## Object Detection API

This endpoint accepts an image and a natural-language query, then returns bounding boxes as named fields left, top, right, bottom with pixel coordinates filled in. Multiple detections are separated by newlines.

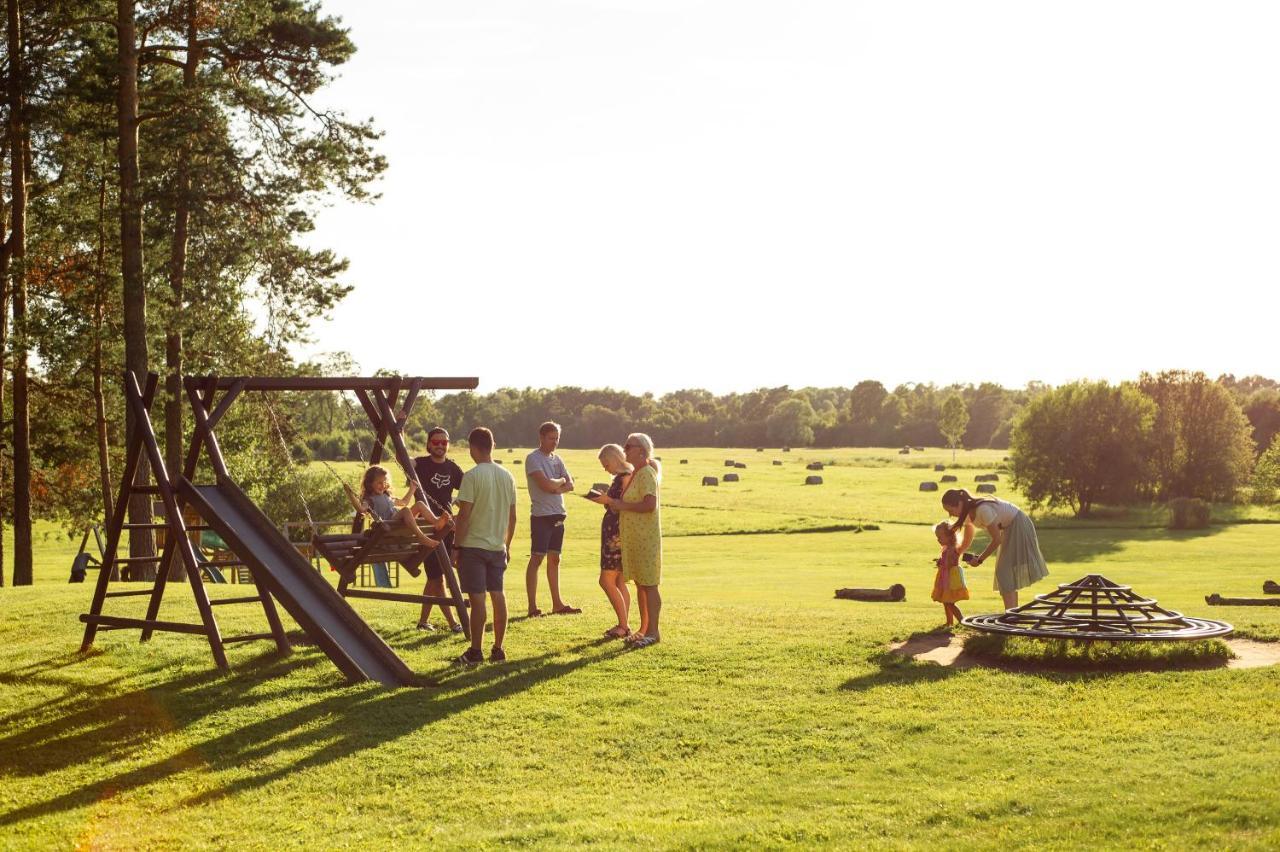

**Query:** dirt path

left=889, top=634, right=1280, bottom=670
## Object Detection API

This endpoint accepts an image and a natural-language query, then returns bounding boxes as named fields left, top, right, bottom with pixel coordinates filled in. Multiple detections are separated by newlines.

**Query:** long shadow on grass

left=1022, top=525, right=1222, bottom=570
left=0, top=639, right=625, bottom=827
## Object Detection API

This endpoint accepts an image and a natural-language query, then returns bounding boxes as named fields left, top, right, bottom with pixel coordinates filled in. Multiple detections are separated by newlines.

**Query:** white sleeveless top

left=971, top=499, right=1019, bottom=529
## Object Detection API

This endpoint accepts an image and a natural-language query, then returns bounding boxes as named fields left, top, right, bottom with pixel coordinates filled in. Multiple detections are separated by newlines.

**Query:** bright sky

left=302, top=1, right=1280, bottom=395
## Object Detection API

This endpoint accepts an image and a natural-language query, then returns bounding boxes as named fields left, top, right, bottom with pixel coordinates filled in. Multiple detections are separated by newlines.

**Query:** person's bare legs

left=631, top=581, right=650, bottom=639
left=617, top=572, right=631, bottom=624
left=1001, top=590, right=1018, bottom=610
left=599, top=570, right=629, bottom=634
left=546, top=551, right=574, bottom=611
left=490, top=591, right=507, bottom=651
left=467, top=592, right=487, bottom=653
left=397, top=508, right=440, bottom=549
left=419, top=575, right=460, bottom=629
left=526, top=552, right=545, bottom=615
left=641, top=585, right=661, bottom=641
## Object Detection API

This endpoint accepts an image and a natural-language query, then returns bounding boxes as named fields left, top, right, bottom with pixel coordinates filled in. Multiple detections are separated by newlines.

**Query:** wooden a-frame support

left=79, top=372, right=291, bottom=667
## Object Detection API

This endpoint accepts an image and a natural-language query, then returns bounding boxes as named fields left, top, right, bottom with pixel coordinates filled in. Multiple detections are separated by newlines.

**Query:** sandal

left=551, top=605, right=582, bottom=615
left=604, top=625, right=630, bottom=639
left=527, top=608, right=545, bottom=618
left=629, top=635, right=659, bottom=649
left=623, top=632, right=645, bottom=645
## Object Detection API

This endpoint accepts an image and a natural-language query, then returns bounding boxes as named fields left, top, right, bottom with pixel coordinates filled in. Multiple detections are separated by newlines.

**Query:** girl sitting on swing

left=359, top=465, right=450, bottom=549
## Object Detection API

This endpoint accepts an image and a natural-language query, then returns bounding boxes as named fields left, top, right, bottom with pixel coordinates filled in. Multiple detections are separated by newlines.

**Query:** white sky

left=301, top=1, right=1280, bottom=395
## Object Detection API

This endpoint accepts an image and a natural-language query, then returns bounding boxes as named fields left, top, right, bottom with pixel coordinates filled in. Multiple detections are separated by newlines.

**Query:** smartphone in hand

left=962, top=552, right=978, bottom=565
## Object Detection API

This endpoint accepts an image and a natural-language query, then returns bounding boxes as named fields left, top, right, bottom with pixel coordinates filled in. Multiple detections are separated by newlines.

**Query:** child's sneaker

left=455, top=647, right=484, bottom=666
left=489, top=647, right=507, bottom=663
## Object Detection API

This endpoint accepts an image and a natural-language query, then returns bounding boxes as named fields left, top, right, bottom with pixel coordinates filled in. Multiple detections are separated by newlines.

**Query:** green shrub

left=1167, top=496, right=1211, bottom=530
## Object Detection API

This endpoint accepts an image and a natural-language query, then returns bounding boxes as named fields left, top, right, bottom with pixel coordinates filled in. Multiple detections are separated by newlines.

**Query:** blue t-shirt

left=367, top=492, right=397, bottom=522
left=525, top=450, right=569, bottom=517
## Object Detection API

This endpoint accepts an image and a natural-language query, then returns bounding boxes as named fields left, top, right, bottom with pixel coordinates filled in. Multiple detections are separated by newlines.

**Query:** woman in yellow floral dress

left=606, top=432, right=662, bottom=648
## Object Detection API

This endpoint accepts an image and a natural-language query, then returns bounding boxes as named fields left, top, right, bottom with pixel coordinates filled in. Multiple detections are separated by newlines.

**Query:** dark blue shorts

left=530, top=514, right=566, bottom=555
left=424, top=531, right=454, bottom=580
left=458, top=547, right=506, bottom=594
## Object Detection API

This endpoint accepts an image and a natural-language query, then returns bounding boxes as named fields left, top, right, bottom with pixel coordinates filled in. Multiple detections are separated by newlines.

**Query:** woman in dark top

left=594, top=443, right=632, bottom=638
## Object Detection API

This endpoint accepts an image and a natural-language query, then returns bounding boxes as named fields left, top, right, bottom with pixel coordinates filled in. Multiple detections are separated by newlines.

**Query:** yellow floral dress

left=620, top=465, right=662, bottom=586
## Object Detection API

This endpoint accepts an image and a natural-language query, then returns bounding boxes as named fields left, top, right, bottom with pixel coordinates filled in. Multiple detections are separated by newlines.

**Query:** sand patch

left=889, top=634, right=1280, bottom=670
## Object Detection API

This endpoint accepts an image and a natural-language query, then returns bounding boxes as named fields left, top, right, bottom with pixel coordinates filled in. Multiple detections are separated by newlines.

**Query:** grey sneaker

left=489, top=647, right=507, bottom=663
left=455, top=647, right=484, bottom=666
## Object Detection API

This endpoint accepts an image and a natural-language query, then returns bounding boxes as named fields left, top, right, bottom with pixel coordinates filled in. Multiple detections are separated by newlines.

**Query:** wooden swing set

left=80, top=371, right=478, bottom=683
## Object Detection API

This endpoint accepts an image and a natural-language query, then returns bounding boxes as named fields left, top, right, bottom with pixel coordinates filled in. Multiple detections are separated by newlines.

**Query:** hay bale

left=919, top=482, right=938, bottom=492
left=782, top=447, right=791, bottom=452
left=756, top=448, right=764, bottom=452
left=679, top=459, right=688, bottom=464
left=941, top=475, right=957, bottom=483
left=1168, top=497, right=1210, bottom=530
left=913, top=446, right=924, bottom=452
left=898, top=448, right=910, bottom=455
left=723, top=473, right=740, bottom=482
left=772, top=460, right=783, bottom=466
left=507, top=448, right=513, bottom=453
left=976, top=483, right=997, bottom=494
left=805, top=475, right=823, bottom=485
left=734, top=462, right=746, bottom=469
left=495, top=459, right=504, bottom=465
left=702, top=476, right=718, bottom=486
left=513, top=460, right=523, bottom=465
left=835, top=584, right=906, bottom=602
left=1264, top=580, right=1280, bottom=594
left=934, top=464, right=945, bottom=472
left=724, top=460, right=736, bottom=467
left=806, top=462, right=824, bottom=471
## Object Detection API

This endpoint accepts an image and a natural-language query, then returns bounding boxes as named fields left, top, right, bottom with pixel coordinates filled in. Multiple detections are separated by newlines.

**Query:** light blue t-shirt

left=457, top=462, right=517, bottom=552
left=525, top=450, right=569, bottom=517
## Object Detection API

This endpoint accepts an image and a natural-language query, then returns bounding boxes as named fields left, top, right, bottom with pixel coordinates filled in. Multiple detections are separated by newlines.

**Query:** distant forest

left=295, top=373, right=1280, bottom=457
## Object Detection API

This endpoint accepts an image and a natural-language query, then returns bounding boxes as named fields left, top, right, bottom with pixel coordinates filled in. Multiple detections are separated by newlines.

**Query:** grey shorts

left=458, top=547, right=506, bottom=594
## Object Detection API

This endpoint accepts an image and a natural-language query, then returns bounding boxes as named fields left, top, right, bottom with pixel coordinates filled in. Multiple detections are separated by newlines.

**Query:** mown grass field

left=3, top=447, right=1279, bottom=848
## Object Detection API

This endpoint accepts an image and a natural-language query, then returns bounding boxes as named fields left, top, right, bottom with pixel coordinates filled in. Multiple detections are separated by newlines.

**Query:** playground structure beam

left=181, top=376, right=479, bottom=393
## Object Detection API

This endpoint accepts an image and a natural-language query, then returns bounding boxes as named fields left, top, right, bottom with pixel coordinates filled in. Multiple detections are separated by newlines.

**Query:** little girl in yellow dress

left=932, top=521, right=970, bottom=626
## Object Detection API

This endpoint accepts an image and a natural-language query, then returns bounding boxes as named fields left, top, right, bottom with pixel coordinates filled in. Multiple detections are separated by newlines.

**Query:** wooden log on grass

left=1205, top=593, right=1280, bottom=606
left=835, top=584, right=906, bottom=602
left=1264, top=580, right=1279, bottom=594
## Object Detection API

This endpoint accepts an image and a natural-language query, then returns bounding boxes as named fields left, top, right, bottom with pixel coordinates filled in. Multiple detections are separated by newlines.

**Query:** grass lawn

left=2, top=447, right=1279, bottom=848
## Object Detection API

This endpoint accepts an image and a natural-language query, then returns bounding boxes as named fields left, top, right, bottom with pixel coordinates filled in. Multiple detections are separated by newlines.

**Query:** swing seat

left=312, top=521, right=438, bottom=583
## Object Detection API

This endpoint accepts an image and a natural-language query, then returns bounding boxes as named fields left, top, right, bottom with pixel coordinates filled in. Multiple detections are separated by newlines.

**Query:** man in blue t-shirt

left=524, top=421, right=580, bottom=616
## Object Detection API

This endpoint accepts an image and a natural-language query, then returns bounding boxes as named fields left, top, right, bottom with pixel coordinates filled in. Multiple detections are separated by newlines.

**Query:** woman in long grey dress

left=942, top=488, right=1048, bottom=609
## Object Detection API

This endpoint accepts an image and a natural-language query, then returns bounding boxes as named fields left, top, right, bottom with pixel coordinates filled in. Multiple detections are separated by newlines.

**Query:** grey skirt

left=993, top=510, right=1049, bottom=593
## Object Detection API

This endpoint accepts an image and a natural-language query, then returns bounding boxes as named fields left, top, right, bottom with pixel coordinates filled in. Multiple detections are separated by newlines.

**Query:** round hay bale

left=805, top=475, right=824, bottom=485
left=934, top=464, right=945, bottom=472
left=756, top=447, right=765, bottom=452
left=723, top=473, right=740, bottom=482
left=976, top=483, right=997, bottom=494
left=919, top=482, right=938, bottom=492
left=495, top=459, right=504, bottom=465
left=941, top=474, right=957, bottom=482
left=679, top=459, right=688, bottom=464
left=734, top=462, right=746, bottom=469
left=913, top=446, right=924, bottom=452
left=702, top=476, right=719, bottom=486
left=507, top=448, right=513, bottom=453
left=782, top=447, right=791, bottom=452
left=772, top=460, right=782, bottom=466
left=806, top=462, right=824, bottom=471
left=513, top=460, right=523, bottom=465
left=724, top=460, right=736, bottom=467
left=898, top=448, right=910, bottom=455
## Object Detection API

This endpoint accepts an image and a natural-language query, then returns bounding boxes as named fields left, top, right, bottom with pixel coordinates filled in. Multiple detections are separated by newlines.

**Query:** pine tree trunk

left=8, top=0, right=32, bottom=586
left=163, top=2, right=198, bottom=580
left=117, top=0, right=154, bottom=577
left=94, top=161, right=113, bottom=523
